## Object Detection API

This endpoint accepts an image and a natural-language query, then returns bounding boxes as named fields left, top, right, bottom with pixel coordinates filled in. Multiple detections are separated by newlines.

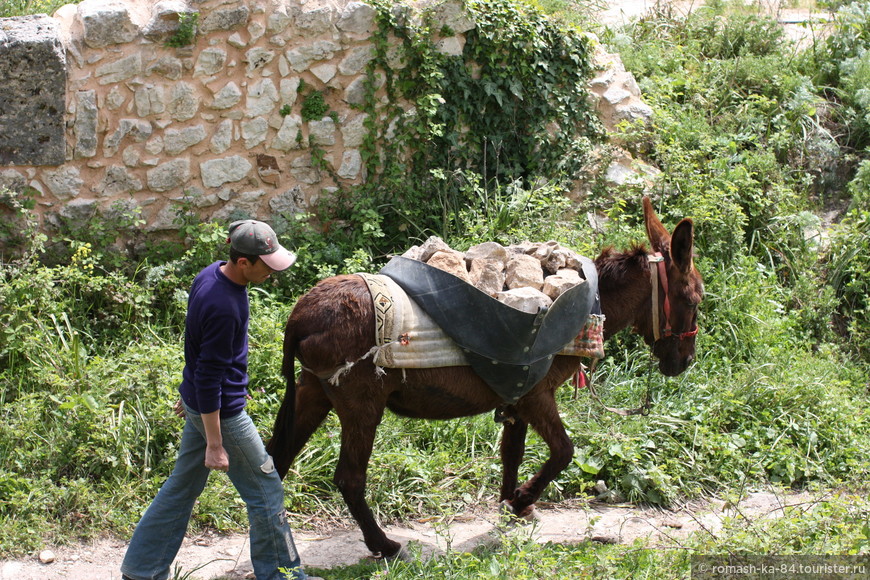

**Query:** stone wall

left=0, top=0, right=653, bottom=234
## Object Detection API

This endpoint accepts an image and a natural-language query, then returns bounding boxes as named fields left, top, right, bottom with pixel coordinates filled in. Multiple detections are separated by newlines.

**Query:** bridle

left=581, top=252, right=698, bottom=417
left=647, top=253, right=698, bottom=342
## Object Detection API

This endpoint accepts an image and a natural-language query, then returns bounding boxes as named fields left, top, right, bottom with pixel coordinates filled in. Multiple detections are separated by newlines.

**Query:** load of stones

left=399, top=236, right=590, bottom=314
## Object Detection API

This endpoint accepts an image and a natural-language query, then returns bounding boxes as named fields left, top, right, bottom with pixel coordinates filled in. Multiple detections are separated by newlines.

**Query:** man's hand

left=201, top=410, right=228, bottom=472
left=174, top=399, right=186, bottom=419
left=205, top=443, right=229, bottom=472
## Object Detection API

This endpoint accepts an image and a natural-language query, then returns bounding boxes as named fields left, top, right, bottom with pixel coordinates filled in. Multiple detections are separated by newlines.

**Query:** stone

left=344, top=73, right=383, bottom=106
left=134, top=85, right=166, bottom=117
left=435, top=36, right=464, bottom=57
left=401, top=245, right=424, bottom=261
left=338, top=45, right=374, bottom=76
left=241, top=117, right=268, bottom=149
left=431, top=0, right=476, bottom=34
left=105, top=85, right=127, bottom=110
left=145, top=135, right=164, bottom=155
left=163, top=125, right=207, bottom=155
left=58, top=198, right=99, bottom=227
left=295, top=6, right=334, bottom=36
left=289, top=155, right=320, bottom=184
left=143, top=0, right=195, bottom=42
left=103, top=119, right=152, bottom=156
left=267, top=9, right=293, bottom=35
left=245, top=47, right=274, bottom=75
left=279, top=77, right=300, bottom=108
left=43, top=166, right=83, bottom=200
left=73, top=90, right=98, bottom=159
left=210, top=119, right=234, bottom=154
left=168, top=82, right=199, bottom=121
left=270, top=114, right=302, bottom=152
left=496, top=287, right=552, bottom=314
left=427, top=250, right=471, bottom=283
left=200, top=156, right=252, bottom=188
left=613, top=102, right=654, bottom=125
left=147, top=201, right=183, bottom=231
left=211, top=81, right=242, bottom=110
left=146, top=158, right=190, bottom=192
left=506, top=253, right=545, bottom=290
left=603, top=86, right=631, bottom=106
left=194, top=48, right=227, bottom=77
left=285, top=40, right=341, bottom=72
left=0, top=15, right=66, bottom=165
left=466, top=241, right=508, bottom=266
left=337, top=149, right=361, bottom=179
left=0, top=169, right=27, bottom=193
left=247, top=20, right=266, bottom=43
left=227, top=32, right=247, bottom=48
left=542, top=270, right=582, bottom=300
left=246, top=78, right=279, bottom=117
left=269, top=185, right=305, bottom=215
left=341, top=113, right=368, bottom=147
left=311, top=63, right=337, bottom=84
left=308, top=117, right=336, bottom=146
left=210, top=188, right=266, bottom=221
left=77, top=0, right=139, bottom=48
left=256, top=153, right=280, bottom=186
left=336, top=2, right=376, bottom=36
left=147, top=55, right=183, bottom=80
left=469, top=259, right=506, bottom=296
left=96, top=53, right=142, bottom=85
left=200, top=5, right=250, bottom=33
left=121, top=146, right=139, bottom=167
left=97, top=165, right=143, bottom=197
left=418, top=236, right=454, bottom=262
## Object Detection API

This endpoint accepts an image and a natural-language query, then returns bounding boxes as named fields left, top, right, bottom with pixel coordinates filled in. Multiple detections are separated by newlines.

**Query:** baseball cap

left=227, top=220, right=297, bottom=271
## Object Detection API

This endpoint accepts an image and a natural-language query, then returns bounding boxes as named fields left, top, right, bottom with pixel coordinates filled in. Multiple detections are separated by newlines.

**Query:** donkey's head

left=641, top=197, right=704, bottom=376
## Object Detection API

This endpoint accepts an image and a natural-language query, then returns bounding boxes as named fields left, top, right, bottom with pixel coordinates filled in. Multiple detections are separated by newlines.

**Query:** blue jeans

left=121, top=403, right=306, bottom=580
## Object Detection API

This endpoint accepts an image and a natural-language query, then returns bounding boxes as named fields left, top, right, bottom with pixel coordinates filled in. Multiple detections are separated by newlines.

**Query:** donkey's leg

left=333, top=409, right=402, bottom=559
left=505, top=392, right=573, bottom=517
left=498, top=414, right=528, bottom=502
left=269, top=371, right=333, bottom=478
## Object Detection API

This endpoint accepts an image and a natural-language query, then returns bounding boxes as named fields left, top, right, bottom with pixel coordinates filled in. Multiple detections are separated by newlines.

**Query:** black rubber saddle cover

left=379, top=256, right=597, bottom=402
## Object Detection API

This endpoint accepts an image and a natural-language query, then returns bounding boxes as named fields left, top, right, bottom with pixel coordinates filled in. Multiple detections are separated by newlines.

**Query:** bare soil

left=0, top=490, right=819, bottom=579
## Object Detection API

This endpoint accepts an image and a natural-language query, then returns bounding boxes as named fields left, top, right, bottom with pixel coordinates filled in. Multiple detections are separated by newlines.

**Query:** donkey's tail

left=265, top=319, right=297, bottom=479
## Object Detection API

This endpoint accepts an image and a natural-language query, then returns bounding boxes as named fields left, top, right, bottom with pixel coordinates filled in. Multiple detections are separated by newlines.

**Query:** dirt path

left=0, top=490, right=818, bottom=579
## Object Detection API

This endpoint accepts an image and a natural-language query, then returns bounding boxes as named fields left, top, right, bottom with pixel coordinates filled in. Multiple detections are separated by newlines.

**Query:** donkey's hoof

left=499, top=500, right=540, bottom=523
left=371, top=544, right=409, bottom=562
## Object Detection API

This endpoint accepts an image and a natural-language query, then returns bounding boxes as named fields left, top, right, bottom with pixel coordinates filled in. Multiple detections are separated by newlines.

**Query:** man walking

left=122, top=220, right=313, bottom=580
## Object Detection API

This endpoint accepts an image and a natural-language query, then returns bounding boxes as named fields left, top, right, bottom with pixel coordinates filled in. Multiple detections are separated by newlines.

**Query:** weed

left=165, top=12, right=198, bottom=48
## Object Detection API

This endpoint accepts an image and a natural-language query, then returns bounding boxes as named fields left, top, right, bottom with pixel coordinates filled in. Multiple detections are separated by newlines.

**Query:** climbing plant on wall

left=329, top=0, right=603, bottom=252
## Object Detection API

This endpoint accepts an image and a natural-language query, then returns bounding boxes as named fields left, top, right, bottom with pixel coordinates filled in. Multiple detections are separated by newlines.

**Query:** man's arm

left=202, top=410, right=229, bottom=472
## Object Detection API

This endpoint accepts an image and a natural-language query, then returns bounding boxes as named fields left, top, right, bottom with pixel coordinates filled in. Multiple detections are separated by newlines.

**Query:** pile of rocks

left=400, top=236, right=589, bottom=314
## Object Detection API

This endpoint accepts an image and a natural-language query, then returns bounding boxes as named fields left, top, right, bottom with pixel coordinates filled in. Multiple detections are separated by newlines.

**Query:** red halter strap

left=648, top=253, right=698, bottom=342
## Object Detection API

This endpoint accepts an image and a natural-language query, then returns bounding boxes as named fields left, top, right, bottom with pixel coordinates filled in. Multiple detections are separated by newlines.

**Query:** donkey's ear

left=643, top=196, right=670, bottom=253
left=671, top=218, right=694, bottom=274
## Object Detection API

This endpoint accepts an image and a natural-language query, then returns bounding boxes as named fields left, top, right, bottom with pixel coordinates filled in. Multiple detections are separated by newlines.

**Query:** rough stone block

left=0, top=15, right=66, bottom=166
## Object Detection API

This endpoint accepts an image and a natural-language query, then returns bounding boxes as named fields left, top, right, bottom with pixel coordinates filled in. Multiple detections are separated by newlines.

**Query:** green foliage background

left=3, top=0, right=870, bottom=577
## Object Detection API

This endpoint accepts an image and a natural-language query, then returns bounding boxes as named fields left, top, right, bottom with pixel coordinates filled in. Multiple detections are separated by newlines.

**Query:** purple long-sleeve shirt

left=179, top=261, right=249, bottom=418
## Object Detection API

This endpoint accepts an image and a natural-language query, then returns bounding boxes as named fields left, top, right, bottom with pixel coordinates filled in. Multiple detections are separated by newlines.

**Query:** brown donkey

left=267, top=197, right=704, bottom=558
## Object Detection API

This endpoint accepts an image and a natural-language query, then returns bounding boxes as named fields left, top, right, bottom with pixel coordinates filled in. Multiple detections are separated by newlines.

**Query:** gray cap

left=227, top=220, right=296, bottom=271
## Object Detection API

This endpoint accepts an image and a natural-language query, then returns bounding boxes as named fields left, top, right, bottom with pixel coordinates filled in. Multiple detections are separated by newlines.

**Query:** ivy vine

left=323, top=0, right=603, bottom=253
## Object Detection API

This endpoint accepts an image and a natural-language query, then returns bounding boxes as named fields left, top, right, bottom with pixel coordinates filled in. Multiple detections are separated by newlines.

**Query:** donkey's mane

left=595, top=243, right=649, bottom=280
